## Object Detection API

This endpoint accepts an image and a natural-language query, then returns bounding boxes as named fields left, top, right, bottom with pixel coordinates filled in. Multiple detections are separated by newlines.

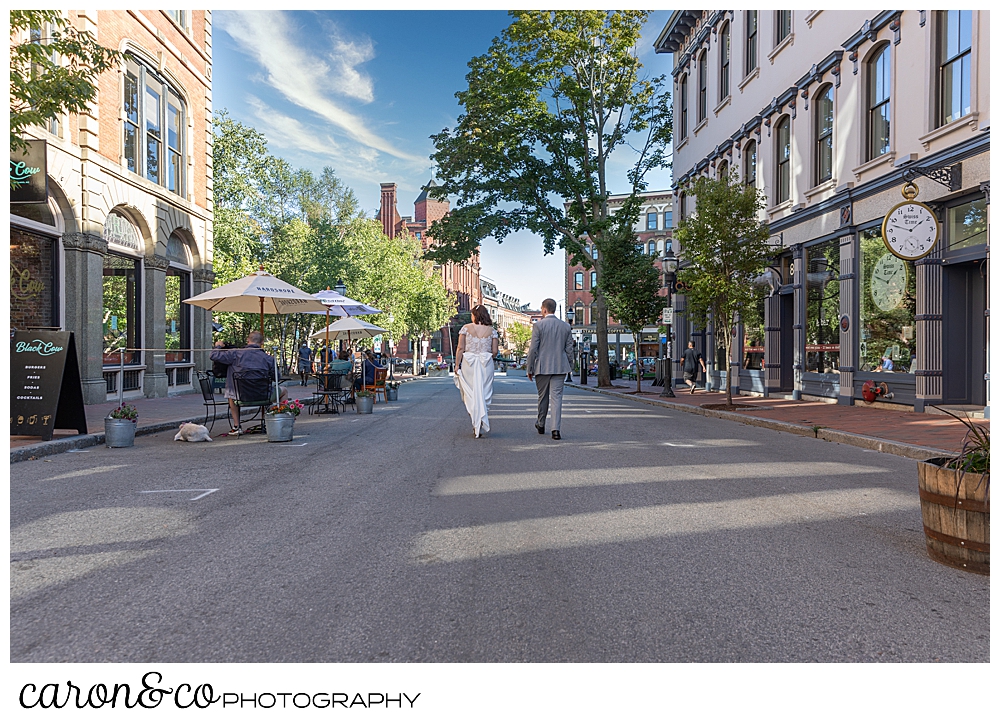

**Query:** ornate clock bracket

left=901, top=162, right=962, bottom=193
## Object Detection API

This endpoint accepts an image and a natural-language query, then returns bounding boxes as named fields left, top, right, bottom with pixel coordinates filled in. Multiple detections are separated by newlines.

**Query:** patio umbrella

left=302, top=288, right=381, bottom=370
left=310, top=318, right=388, bottom=393
left=184, top=266, right=329, bottom=399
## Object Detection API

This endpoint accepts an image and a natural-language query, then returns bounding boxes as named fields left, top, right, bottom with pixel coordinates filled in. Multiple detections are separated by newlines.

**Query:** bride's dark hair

left=471, top=305, right=492, bottom=326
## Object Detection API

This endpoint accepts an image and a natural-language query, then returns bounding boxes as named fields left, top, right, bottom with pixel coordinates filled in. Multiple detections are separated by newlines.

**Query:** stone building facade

left=656, top=10, right=989, bottom=411
left=10, top=10, right=214, bottom=405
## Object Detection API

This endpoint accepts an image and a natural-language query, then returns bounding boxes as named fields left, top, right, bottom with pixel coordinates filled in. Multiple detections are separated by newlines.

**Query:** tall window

left=574, top=271, right=583, bottom=290
left=719, top=23, right=730, bottom=100
left=103, top=253, right=142, bottom=366
left=805, top=239, right=840, bottom=374
left=938, top=10, right=972, bottom=126
left=679, top=75, right=689, bottom=137
left=815, top=84, right=834, bottom=185
left=646, top=212, right=658, bottom=230
left=744, top=140, right=757, bottom=187
left=165, top=233, right=191, bottom=363
left=590, top=271, right=598, bottom=289
left=574, top=301, right=584, bottom=326
left=166, top=10, right=188, bottom=28
left=745, top=11, right=758, bottom=75
left=866, top=44, right=891, bottom=160
left=30, top=21, right=62, bottom=136
left=648, top=241, right=657, bottom=256
left=717, top=159, right=729, bottom=182
left=775, top=117, right=790, bottom=203
left=124, top=55, right=185, bottom=195
left=697, top=51, right=708, bottom=122
left=663, top=210, right=673, bottom=229
left=775, top=11, right=791, bottom=45
left=860, top=229, right=916, bottom=372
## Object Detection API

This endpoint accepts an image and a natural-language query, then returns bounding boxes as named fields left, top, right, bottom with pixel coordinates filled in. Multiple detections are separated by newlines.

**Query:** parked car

left=388, top=357, right=413, bottom=373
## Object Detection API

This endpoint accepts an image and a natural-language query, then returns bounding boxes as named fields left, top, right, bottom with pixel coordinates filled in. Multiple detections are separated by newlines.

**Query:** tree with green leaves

left=507, top=322, right=533, bottom=359
left=427, top=10, right=671, bottom=388
left=600, top=231, right=665, bottom=393
left=10, top=10, right=121, bottom=153
left=673, top=174, right=771, bottom=406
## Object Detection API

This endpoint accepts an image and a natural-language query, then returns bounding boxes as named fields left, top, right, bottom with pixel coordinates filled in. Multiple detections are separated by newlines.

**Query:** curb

left=566, top=383, right=953, bottom=462
left=10, top=411, right=231, bottom=464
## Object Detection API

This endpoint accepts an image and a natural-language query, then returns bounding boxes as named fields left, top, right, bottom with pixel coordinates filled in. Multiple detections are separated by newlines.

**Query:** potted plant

left=355, top=388, right=375, bottom=414
left=385, top=380, right=400, bottom=401
left=264, top=398, right=303, bottom=442
left=917, top=408, right=990, bottom=575
left=105, top=403, right=138, bottom=447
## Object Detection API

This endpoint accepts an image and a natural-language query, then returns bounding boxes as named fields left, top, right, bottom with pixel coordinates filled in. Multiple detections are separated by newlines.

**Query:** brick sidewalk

left=570, top=377, right=986, bottom=456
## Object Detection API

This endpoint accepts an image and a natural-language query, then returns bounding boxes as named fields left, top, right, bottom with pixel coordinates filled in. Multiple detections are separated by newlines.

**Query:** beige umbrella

left=303, top=288, right=381, bottom=372
left=184, top=266, right=329, bottom=398
left=183, top=266, right=329, bottom=332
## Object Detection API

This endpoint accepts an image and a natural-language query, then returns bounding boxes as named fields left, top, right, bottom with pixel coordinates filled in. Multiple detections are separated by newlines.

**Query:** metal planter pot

left=265, top=413, right=295, bottom=442
left=105, top=417, right=136, bottom=447
left=356, top=396, right=374, bottom=414
left=386, top=387, right=398, bottom=401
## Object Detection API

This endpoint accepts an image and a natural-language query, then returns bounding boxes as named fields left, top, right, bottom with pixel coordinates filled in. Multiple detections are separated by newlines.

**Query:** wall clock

left=881, top=182, right=939, bottom=260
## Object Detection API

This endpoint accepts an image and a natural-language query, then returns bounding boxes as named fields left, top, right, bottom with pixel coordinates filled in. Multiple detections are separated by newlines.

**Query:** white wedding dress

left=456, top=326, right=497, bottom=437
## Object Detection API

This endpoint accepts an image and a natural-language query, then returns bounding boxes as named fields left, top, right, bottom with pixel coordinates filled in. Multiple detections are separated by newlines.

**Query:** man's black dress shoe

left=551, top=430, right=561, bottom=440
left=535, top=424, right=545, bottom=435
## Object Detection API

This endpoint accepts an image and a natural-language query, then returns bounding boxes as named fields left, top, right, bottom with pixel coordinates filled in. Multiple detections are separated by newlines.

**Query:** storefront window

left=859, top=229, right=916, bottom=373
left=103, top=254, right=142, bottom=365
left=805, top=239, right=840, bottom=373
left=165, top=233, right=191, bottom=362
left=742, top=287, right=766, bottom=370
left=946, top=197, right=987, bottom=253
left=10, top=227, right=57, bottom=330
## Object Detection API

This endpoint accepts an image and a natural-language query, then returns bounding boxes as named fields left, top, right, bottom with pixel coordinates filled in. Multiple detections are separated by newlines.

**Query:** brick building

left=10, top=10, right=214, bottom=404
left=377, top=181, right=482, bottom=360
left=565, top=191, right=674, bottom=362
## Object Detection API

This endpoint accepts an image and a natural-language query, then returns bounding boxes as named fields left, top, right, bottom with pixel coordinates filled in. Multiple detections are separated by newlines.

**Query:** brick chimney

left=380, top=183, right=399, bottom=238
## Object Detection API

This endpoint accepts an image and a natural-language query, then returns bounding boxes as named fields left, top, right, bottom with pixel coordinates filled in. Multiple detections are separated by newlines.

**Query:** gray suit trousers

left=535, top=374, right=566, bottom=431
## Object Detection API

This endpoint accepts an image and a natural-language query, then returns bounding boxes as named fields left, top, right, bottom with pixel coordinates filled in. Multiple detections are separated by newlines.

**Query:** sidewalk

left=10, top=374, right=416, bottom=462
left=568, top=376, right=986, bottom=460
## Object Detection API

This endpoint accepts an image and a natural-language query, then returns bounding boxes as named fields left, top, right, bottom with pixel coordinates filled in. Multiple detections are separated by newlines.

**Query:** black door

left=942, top=260, right=986, bottom=405
left=779, top=291, right=794, bottom=390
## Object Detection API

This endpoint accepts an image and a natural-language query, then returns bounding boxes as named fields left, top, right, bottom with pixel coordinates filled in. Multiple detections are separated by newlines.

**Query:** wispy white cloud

left=219, top=10, right=427, bottom=164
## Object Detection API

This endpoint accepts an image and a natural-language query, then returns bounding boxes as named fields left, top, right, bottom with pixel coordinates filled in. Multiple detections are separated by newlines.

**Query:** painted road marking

left=138, top=489, right=219, bottom=501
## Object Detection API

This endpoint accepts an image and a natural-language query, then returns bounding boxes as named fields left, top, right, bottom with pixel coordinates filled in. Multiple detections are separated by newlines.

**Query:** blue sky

left=214, top=10, right=673, bottom=310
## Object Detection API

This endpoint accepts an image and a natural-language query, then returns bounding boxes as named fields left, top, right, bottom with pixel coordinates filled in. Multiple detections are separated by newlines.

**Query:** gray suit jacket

left=526, top=314, right=574, bottom=376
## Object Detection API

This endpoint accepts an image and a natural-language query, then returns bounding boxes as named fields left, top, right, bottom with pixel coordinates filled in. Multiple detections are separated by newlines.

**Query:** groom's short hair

left=541, top=298, right=556, bottom=313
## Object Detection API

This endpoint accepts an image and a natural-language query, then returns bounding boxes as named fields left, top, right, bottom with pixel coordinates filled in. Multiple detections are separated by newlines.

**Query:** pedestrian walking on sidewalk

left=526, top=298, right=574, bottom=440
left=681, top=341, right=707, bottom=394
left=297, top=341, right=313, bottom=386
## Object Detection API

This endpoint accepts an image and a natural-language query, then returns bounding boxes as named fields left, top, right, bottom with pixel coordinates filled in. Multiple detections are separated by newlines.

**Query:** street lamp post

left=566, top=307, right=575, bottom=382
left=660, top=248, right=679, bottom=398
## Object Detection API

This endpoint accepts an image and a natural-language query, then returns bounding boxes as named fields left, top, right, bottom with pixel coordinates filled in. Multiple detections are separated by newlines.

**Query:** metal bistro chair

left=196, top=372, right=231, bottom=433
left=231, top=369, right=276, bottom=434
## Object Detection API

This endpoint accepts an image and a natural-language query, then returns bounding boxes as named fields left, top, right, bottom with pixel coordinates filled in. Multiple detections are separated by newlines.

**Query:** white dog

left=174, top=422, right=213, bottom=442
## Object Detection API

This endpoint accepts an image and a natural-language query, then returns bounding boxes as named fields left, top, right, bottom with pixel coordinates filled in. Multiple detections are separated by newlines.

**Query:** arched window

left=719, top=23, right=731, bottom=100
left=814, top=84, right=834, bottom=185
left=717, top=159, right=729, bottom=182
left=574, top=271, right=584, bottom=290
left=775, top=117, right=791, bottom=203
left=937, top=10, right=972, bottom=126
left=123, top=54, right=186, bottom=195
left=866, top=43, right=891, bottom=160
left=697, top=51, right=708, bottom=122
left=743, top=140, right=757, bottom=187
left=165, top=232, right=192, bottom=365
left=574, top=301, right=585, bottom=326
left=679, top=75, right=689, bottom=137
left=590, top=271, right=597, bottom=289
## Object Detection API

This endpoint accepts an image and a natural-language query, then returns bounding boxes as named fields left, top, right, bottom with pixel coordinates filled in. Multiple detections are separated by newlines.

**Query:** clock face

left=881, top=201, right=939, bottom=260
left=871, top=254, right=907, bottom=312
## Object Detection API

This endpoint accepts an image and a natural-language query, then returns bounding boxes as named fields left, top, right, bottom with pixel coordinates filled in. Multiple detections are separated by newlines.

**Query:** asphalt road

left=10, top=376, right=989, bottom=663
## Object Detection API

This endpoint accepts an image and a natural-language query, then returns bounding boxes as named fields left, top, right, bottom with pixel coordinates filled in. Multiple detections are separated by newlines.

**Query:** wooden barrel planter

left=917, top=458, right=989, bottom=575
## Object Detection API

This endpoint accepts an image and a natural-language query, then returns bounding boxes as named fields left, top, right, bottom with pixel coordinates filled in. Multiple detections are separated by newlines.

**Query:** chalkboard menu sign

left=10, top=331, right=87, bottom=441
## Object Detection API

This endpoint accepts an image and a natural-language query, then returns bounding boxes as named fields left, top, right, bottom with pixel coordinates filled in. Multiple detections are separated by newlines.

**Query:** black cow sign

left=10, top=331, right=87, bottom=441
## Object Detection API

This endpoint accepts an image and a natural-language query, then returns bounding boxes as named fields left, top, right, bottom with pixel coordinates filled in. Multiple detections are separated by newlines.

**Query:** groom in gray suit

left=526, top=298, right=575, bottom=440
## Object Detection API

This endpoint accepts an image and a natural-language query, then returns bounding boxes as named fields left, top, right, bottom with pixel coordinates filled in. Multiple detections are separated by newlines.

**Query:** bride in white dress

left=455, top=305, right=500, bottom=438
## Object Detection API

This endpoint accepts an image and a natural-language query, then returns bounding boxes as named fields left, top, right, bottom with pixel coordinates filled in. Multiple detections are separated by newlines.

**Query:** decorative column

left=914, top=255, right=944, bottom=412
left=791, top=244, right=805, bottom=400
left=193, top=268, right=216, bottom=373
left=61, top=232, right=108, bottom=405
left=837, top=233, right=857, bottom=405
left=143, top=254, right=170, bottom=398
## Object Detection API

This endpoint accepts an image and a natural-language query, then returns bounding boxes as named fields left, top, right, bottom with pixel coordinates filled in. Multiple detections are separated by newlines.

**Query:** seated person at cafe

left=315, top=343, right=335, bottom=372
left=354, top=349, right=385, bottom=391
left=210, top=330, right=287, bottom=435
left=329, top=349, right=352, bottom=374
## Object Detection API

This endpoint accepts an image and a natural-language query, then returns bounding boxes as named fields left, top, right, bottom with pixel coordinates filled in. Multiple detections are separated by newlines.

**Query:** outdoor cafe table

left=311, top=372, right=347, bottom=414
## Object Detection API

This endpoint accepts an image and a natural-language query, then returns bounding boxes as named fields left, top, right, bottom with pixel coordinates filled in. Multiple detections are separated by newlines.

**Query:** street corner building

left=656, top=10, right=989, bottom=413
left=10, top=10, right=215, bottom=405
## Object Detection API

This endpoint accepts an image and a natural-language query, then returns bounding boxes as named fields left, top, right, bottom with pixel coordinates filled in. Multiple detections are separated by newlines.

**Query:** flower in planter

left=356, top=388, right=375, bottom=398
left=267, top=399, right=304, bottom=417
left=108, top=403, right=138, bottom=421
left=386, top=380, right=401, bottom=390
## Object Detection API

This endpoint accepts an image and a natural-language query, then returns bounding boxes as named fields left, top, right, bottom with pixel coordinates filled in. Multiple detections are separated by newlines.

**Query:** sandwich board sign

left=10, top=331, right=88, bottom=441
